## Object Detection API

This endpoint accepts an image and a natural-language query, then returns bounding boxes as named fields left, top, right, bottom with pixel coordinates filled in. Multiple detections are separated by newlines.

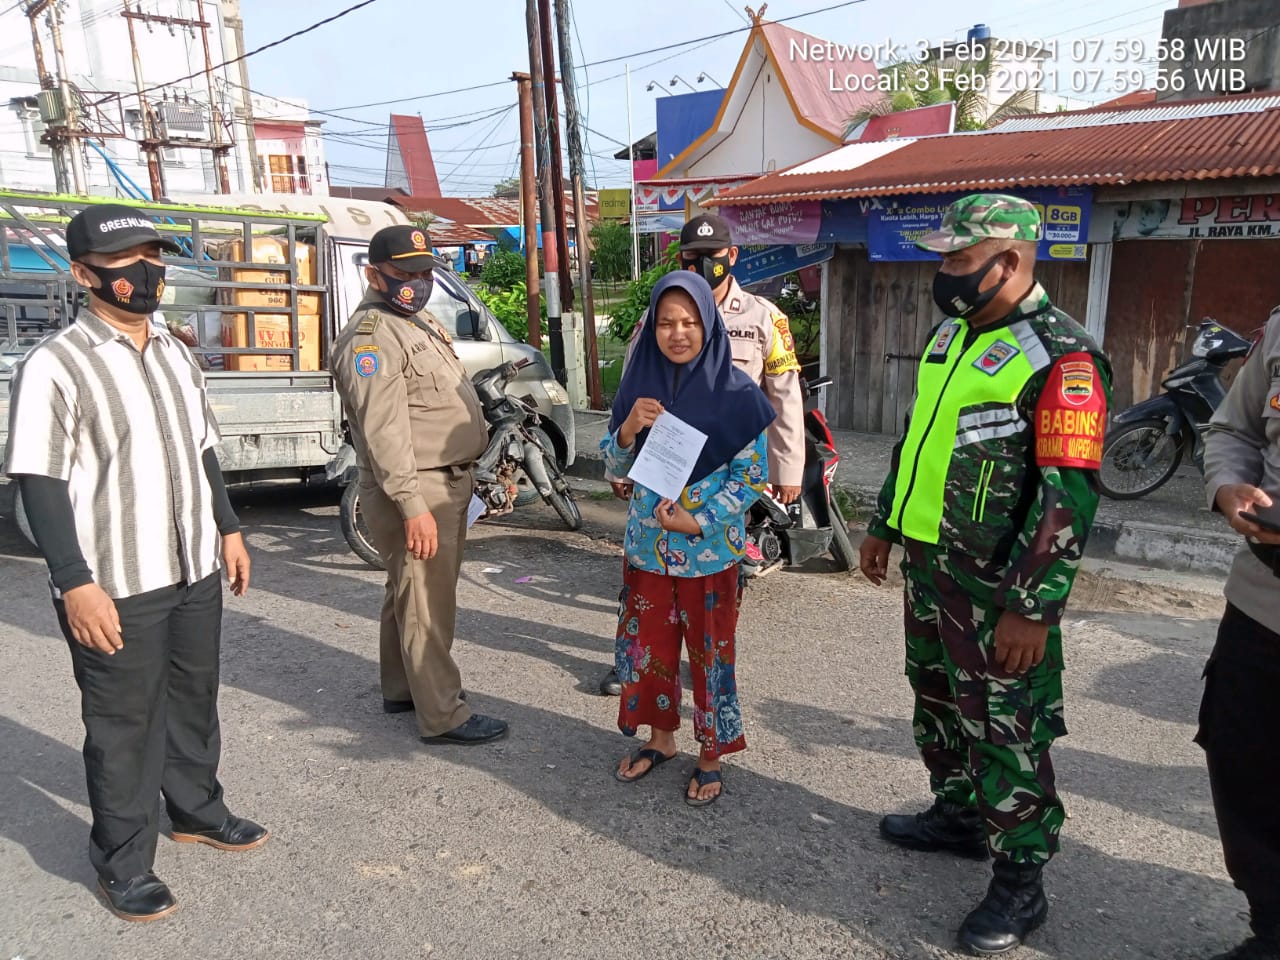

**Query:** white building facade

left=0, top=0, right=322, bottom=199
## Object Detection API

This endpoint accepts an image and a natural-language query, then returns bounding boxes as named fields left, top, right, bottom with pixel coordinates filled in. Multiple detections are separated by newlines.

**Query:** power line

left=311, top=0, right=868, bottom=114
left=90, top=0, right=385, bottom=109
left=437, top=105, right=517, bottom=186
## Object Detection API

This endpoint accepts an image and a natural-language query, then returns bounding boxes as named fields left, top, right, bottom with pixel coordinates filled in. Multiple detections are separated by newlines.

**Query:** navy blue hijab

left=610, top=271, right=775, bottom=486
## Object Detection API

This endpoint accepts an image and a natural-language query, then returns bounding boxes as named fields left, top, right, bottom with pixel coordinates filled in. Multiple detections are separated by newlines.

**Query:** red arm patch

left=1034, top=352, right=1107, bottom=469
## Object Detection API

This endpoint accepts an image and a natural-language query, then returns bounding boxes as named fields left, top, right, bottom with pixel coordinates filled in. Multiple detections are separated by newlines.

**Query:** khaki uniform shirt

left=331, top=294, right=488, bottom=519
left=623, top=276, right=807, bottom=486
left=1204, top=307, right=1280, bottom=630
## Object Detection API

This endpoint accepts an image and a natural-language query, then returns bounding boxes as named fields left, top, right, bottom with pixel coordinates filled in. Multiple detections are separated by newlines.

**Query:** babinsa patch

left=1059, top=360, right=1095, bottom=406
left=1035, top=352, right=1106, bottom=469
left=973, top=340, right=1019, bottom=375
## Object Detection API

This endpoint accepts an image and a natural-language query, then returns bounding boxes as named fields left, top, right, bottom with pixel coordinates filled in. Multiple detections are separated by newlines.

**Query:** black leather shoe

left=880, top=798, right=988, bottom=859
left=171, top=815, right=269, bottom=851
left=957, top=860, right=1049, bottom=955
left=384, top=691, right=467, bottom=713
left=423, top=714, right=509, bottom=745
left=1212, top=937, right=1280, bottom=960
left=598, top=669, right=622, bottom=697
left=98, top=872, right=178, bottom=922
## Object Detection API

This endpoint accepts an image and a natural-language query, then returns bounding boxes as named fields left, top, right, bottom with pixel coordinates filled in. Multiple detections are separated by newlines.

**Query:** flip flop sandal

left=685, top=767, right=724, bottom=807
left=614, top=747, right=676, bottom=783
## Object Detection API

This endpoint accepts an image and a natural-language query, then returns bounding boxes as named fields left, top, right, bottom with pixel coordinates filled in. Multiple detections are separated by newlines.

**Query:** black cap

left=67, top=203, right=182, bottom=260
left=679, top=213, right=733, bottom=252
left=368, top=225, right=442, bottom=272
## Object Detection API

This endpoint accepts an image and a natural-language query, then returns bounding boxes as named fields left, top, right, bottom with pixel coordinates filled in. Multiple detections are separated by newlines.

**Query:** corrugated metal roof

left=394, top=195, right=597, bottom=228
left=994, top=94, right=1280, bottom=133
left=429, top=220, right=494, bottom=245
left=713, top=105, right=1280, bottom=205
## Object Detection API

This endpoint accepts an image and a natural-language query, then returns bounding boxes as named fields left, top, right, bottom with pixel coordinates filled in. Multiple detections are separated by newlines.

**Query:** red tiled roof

left=760, top=21, right=880, bottom=141
left=1083, top=90, right=1159, bottom=111
left=389, top=114, right=442, bottom=198
left=428, top=221, right=495, bottom=245
left=657, top=19, right=881, bottom=176
left=394, top=194, right=596, bottom=227
left=857, top=102, right=955, bottom=141
left=712, top=101, right=1280, bottom=205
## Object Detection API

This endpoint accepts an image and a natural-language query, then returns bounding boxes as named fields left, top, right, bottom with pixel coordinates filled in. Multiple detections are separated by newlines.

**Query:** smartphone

left=1239, top=510, right=1280, bottom=533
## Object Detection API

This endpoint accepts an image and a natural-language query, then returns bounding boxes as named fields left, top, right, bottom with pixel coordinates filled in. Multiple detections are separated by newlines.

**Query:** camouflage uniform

left=870, top=195, right=1112, bottom=866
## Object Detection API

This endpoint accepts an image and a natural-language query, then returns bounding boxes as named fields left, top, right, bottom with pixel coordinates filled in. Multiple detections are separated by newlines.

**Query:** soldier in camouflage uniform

left=859, top=195, right=1111, bottom=955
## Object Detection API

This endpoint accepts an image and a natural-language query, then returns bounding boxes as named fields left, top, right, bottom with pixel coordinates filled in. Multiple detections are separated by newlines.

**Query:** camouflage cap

left=916, top=193, right=1042, bottom=253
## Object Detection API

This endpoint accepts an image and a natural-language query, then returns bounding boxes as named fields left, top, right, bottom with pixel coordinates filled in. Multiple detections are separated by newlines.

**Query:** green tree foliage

left=606, top=241, right=681, bottom=344
left=844, top=56, right=1038, bottom=137
left=492, top=176, right=521, bottom=198
left=473, top=281, right=546, bottom=343
left=589, top=221, right=633, bottom=283
left=479, top=248, right=529, bottom=290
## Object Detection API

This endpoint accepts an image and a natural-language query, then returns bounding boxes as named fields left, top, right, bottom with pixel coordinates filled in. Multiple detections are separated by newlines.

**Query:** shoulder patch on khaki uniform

left=356, top=311, right=382, bottom=335
left=764, top=305, right=801, bottom=376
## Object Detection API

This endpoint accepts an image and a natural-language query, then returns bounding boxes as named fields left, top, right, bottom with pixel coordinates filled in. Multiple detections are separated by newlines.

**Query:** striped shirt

left=3, top=310, right=223, bottom=599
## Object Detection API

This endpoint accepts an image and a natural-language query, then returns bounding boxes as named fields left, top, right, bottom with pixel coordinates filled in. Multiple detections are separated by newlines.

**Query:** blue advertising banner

left=867, top=187, right=1093, bottom=262
left=734, top=243, right=835, bottom=287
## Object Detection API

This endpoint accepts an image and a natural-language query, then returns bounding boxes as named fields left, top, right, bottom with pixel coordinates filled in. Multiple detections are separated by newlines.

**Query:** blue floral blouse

left=601, top=429, right=769, bottom=577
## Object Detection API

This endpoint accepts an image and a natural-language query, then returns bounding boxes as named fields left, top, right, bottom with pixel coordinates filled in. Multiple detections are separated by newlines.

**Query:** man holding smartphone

left=1199, top=304, right=1280, bottom=960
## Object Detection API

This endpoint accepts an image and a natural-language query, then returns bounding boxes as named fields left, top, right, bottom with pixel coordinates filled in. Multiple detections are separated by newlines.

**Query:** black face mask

left=89, top=259, right=166, bottom=315
left=377, top=270, right=433, bottom=316
left=684, top=253, right=732, bottom=290
left=931, top=254, right=1009, bottom=319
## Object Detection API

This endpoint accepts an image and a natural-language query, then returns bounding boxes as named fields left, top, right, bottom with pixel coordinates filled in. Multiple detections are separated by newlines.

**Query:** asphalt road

left=0, top=482, right=1247, bottom=960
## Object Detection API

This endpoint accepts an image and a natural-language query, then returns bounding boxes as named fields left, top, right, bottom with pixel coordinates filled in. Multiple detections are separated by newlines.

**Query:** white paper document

left=627, top=412, right=708, bottom=502
left=467, top=494, right=487, bottom=529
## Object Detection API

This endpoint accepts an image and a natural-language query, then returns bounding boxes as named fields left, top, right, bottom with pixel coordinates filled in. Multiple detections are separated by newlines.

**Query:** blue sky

left=242, top=0, right=1175, bottom=195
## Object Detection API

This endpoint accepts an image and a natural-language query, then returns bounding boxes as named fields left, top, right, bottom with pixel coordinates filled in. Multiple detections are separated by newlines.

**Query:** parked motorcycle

left=335, top=357, right=582, bottom=569
left=742, top=374, right=855, bottom=576
left=1098, top=318, right=1253, bottom=500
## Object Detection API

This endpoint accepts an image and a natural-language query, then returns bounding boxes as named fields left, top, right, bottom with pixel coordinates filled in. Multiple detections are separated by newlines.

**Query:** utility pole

left=219, top=0, right=261, bottom=192
left=24, top=0, right=68, bottom=193
left=554, top=0, right=602, bottom=409
left=536, top=0, right=573, bottom=315
left=46, top=3, right=86, bottom=194
left=526, top=0, right=564, bottom=382
left=195, top=0, right=232, bottom=193
left=512, top=72, right=542, bottom=350
left=122, top=2, right=234, bottom=196
left=124, top=0, right=165, bottom=199
left=625, top=64, right=640, bottom=281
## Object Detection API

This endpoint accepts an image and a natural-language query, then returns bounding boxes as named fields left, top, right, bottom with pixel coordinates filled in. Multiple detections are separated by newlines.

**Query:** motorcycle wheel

left=340, top=484, right=386, bottom=570
left=827, top=494, right=856, bottom=572
left=1098, top=419, right=1184, bottom=500
left=514, top=427, right=557, bottom=507
left=540, top=450, right=583, bottom=531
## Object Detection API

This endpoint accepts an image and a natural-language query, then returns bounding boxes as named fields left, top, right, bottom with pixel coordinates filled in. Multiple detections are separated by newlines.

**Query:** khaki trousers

left=360, top=466, right=473, bottom=737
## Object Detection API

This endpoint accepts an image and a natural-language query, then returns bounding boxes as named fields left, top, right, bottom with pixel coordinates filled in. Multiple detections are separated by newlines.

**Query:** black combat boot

left=1211, top=938, right=1280, bottom=960
left=957, top=860, right=1049, bottom=955
left=879, top=798, right=988, bottom=859
left=1212, top=916, right=1280, bottom=960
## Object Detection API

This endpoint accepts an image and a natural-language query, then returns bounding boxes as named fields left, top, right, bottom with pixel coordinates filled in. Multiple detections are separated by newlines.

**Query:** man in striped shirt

left=4, top=203, right=266, bottom=923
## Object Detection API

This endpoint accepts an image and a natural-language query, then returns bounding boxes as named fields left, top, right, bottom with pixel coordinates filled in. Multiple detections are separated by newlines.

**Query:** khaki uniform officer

left=331, top=225, right=508, bottom=745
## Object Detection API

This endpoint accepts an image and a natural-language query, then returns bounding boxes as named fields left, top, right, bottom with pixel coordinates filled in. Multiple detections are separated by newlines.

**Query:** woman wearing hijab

left=602, top=271, right=776, bottom=806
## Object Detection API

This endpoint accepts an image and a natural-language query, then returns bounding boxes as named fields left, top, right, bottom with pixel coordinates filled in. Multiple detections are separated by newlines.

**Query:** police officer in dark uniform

left=1199, top=304, right=1280, bottom=960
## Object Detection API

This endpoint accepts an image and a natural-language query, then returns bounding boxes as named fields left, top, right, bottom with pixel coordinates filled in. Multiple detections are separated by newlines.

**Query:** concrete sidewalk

left=567, top=410, right=1240, bottom=577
